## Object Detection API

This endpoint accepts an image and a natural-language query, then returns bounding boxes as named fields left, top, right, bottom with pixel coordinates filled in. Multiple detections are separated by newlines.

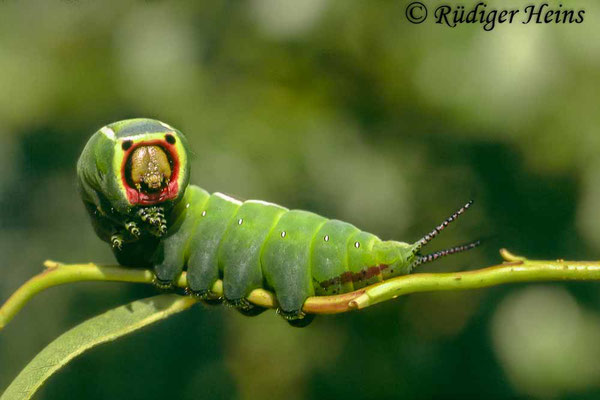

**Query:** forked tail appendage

left=411, top=240, right=481, bottom=269
left=410, top=200, right=479, bottom=270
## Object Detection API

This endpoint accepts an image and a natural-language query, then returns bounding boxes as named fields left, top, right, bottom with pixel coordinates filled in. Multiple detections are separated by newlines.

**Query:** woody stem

left=2, top=249, right=600, bottom=331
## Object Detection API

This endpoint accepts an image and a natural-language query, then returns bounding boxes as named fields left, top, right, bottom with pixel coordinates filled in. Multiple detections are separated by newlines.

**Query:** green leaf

left=1, top=294, right=198, bottom=400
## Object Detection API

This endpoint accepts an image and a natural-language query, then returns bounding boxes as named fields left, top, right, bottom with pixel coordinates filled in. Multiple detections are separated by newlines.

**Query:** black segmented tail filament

left=412, top=200, right=474, bottom=254
left=411, top=240, right=481, bottom=269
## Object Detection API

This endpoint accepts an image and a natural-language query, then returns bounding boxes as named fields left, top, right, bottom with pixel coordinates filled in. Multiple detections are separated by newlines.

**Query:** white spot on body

left=186, top=203, right=190, bottom=209
left=324, top=235, right=329, bottom=242
left=215, top=192, right=243, bottom=205
left=238, top=218, right=243, bottom=225
left=247, top=199, right=286, bottom=208
left=201, top=210, right=206, bottom=217
left=159, top=121, right=175, bottom=131
left=100, top=126, right=116, bottom=140
left=119, top=133, right=164, bottom=141
left=354, top=241, right=360, bottom=248
left=281, top=231, right=286, bottom=238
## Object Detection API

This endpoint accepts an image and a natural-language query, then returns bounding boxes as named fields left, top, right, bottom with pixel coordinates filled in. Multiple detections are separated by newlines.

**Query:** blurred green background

left=1, top=0, right=600, bottom=399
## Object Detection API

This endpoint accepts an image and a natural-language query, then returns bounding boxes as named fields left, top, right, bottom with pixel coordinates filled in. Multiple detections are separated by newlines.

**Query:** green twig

left=2, top=249, right=600, bottom=331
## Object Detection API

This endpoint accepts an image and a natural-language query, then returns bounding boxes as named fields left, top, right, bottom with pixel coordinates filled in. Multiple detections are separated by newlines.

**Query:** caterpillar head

left=77, top=118, right=191, bottom=219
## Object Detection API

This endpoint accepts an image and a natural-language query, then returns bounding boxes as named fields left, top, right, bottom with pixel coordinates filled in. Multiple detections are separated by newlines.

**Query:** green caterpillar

left=77, top=118, right=479, bottom=326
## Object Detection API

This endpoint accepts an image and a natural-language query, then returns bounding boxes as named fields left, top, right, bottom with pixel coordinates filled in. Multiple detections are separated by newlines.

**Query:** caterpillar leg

left=138, top=206, right=168, bottom=237
left=184, top=287, right=224, bottom=307
left=152, top=228, right=189, bottom=289
left=201, top=297, right=225, bottom=306
left=271, top=292, right=313, bottom=323
left=111, top=222, right=142, bottom=251
left=111, top=238, right=158, bottom=268
left=236, top=306, right=267, bottom=317
left=186, top=251, right=221, bottom=299
left=264, top=260, right=317, bottom=323
left=185, top=287, right=220, bottom=301
left=226, top=298, right=268, bottom=317
left=286, top=313, right=315, bottom=328
left=277, top=308, right=316, bottom=327
left=110, top=233, right=124, bottom=250
left=124, top=221, right=141, bottom=238
left=221, top=260, right=267, bottom=310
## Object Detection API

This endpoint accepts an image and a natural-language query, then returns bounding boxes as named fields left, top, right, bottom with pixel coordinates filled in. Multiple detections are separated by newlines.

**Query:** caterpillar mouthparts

left=128, top=145, right=172, bottom=193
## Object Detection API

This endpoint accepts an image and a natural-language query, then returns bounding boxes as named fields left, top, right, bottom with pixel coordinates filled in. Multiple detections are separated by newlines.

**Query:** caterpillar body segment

left=311, top=220, right=359, bottom=296
left=218, top=200, right=287, bottom=306
left=78, top=118, right=479, bottom=326
left=151, top=186, right=209, bottom=288
left=260, top=210, right=328, bottom=317
left=184, top=191, right=239, bottom=295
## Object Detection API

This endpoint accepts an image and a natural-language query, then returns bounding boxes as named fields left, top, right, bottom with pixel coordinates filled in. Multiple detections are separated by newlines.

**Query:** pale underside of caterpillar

left=77, top=118, right=479, bottom=327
